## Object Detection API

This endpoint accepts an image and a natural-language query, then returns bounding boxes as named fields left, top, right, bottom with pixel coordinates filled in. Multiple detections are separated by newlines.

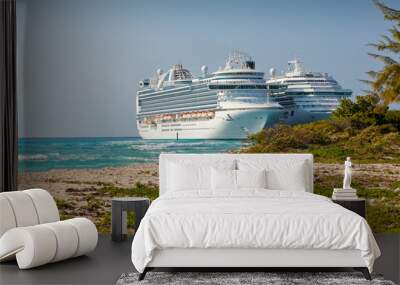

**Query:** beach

left=17, top=137, right=246, bottom=232
left=18, top=163, right=400, bottom=195
left=17, top=162, right=400, bottom=233
left=18, top=163, right=159, bottom=198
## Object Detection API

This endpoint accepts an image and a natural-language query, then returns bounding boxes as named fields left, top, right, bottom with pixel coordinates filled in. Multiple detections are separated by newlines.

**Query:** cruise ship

left=267, top=59, right=352, bottom=124
left=136, top=52, right=283, bottom=139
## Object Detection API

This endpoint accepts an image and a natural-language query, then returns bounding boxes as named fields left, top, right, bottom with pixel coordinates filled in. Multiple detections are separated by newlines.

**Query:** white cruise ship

left=267, top=59, right=352, bottom=124
left=136, top=52, right=283, bottom=139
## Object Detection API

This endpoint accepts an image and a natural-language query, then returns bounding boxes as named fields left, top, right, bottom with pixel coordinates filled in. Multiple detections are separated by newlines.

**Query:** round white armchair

left=0, top=189, right=98, bottom=269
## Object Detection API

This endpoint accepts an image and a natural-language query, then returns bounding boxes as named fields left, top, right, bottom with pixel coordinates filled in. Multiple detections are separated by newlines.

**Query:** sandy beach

left=18, top=163, right=159, bottom=199
left=18, top=162, right=400, bottom=195
left=17, top=162, right=400, bottom=233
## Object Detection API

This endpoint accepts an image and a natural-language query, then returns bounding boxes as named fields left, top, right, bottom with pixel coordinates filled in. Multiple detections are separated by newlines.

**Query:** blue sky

left=17, top=0, right=399, bottom=137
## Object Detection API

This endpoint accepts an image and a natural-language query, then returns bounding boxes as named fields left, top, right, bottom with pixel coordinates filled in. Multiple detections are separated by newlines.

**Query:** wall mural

left=17, top=0, right=400, bottom=234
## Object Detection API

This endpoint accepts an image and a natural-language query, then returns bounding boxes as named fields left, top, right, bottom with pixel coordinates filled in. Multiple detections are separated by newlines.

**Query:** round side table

left=111, top=197, right=150, bottom=242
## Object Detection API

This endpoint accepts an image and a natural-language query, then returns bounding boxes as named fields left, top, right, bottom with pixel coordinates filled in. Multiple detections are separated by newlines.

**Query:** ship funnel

left=245, top=60, right=255, bottom=70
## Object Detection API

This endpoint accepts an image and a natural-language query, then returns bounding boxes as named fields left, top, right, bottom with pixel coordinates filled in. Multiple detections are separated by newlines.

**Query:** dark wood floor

left=0, top=235, right=134, bottom=285
left=0, top=234, right=399, bottom=285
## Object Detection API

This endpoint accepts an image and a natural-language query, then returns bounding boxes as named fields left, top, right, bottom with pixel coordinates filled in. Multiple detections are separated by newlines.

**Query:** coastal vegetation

left=242, top=94, right=400, bottom=163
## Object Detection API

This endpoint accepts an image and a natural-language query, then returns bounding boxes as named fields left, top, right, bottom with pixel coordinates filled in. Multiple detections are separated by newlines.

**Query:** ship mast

left=225, top=50, right=255, bottom=70
left=287, top=59, right=304, bottom=76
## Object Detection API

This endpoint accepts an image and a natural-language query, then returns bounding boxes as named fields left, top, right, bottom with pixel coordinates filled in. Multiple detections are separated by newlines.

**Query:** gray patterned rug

left=116, top=272, right=395, bottom=285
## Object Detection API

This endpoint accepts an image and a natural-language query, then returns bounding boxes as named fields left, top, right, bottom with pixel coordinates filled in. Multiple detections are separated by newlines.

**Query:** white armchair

left=0, top=189, right=98, bottom=269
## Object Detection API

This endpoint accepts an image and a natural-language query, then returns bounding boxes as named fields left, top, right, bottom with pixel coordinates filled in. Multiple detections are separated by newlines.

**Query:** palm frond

left=368, top=53, right=398, bottom=65
left=360, top=88, right=372, bottom=94
left=368, top=1, right=400, bottom=104
left=389, top=27, right=400, bottom=39
left=360, top=79, right=373, bottom=85
left=369, top=41, right=400, bottom=53
left=374, top=0, right=400, bottom=21
left=366, top=70, right=378, bottom=78
left=381, top=34, right=392, bottom=43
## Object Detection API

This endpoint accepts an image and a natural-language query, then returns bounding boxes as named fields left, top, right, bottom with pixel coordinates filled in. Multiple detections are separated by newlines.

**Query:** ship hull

left=280, top=108, right=331, bottom=125
left=137, top=108, right=282, bottom=139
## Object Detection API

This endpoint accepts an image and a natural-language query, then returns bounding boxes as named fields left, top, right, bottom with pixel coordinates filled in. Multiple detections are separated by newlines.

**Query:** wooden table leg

left=111, top=200, right=123, bottom=241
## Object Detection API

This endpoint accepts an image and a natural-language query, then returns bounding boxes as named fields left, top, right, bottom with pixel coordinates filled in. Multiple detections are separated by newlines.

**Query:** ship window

left=268, top=84, right=287, bottom=90
left=215, top=72, right=262, bottom=76
left=209, top=84, right=267, bottom=89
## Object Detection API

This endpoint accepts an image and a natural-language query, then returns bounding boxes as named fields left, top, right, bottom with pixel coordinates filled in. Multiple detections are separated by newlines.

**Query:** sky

left=17, top=0, right=399, bottom=138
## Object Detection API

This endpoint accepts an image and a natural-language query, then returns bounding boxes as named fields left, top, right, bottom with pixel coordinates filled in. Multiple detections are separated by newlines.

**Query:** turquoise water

left=18, top=137, right=246, bottom=172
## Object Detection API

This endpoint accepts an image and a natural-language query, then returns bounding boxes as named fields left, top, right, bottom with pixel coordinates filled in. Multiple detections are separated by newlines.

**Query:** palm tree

left=366, top=0, right=400, bottom=105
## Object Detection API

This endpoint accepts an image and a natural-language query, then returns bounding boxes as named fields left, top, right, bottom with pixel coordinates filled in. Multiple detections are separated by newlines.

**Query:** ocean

left=18, top=137, right=246, bottom=172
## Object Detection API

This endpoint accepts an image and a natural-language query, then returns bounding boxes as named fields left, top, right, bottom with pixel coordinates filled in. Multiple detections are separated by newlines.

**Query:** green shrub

left=315, top=180, right=400, bottom=233
left=311, top=146, right=354, bottom=162
left=332, top=94, right=388, bottom=128
left=385, top=110, right=400, bottom=131
left=96, top=212, right=111, bottom=234
left=357, top=188, right=397, bottom=199
left=367, top=200, right=400, bottom=233
left=243, top=96, right=400, bottom=163
left=86, top=195, right=102, bottom=211
left=55, top=198, right=76, bottom=210
left=99, top=182, right=159, bottom=201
